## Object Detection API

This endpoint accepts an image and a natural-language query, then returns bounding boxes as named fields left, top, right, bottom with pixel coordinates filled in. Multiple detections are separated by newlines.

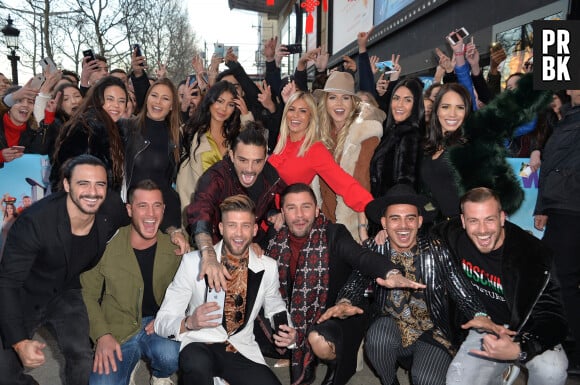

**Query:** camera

left=446, top=27, right=470, bottom=45
left=286, top=43, right=303, bottom=54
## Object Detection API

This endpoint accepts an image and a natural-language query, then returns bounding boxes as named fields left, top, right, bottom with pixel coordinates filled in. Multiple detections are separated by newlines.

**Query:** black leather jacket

left=534, top=103, right=580, bottom=215
left=339, top=234, right=485, bottom=349
left=434, top=218, right=568, bottom=362
left=120, top=118, right=178, bottom=191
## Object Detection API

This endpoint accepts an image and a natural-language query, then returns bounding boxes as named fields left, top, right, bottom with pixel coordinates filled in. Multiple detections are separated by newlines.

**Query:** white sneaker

left=150, top=375, right=174, bottom=385
left=129, top=361, right=142, bottom=385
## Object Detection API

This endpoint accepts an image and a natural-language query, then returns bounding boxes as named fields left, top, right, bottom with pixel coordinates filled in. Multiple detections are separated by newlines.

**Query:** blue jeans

left=90, top=316, right=179, bottom=385
left=446, top=329, right=568, bottom=385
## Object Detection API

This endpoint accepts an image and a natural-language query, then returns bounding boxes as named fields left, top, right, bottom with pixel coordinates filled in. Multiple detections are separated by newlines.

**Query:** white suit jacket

left=154, top=241, right=289, bottom=365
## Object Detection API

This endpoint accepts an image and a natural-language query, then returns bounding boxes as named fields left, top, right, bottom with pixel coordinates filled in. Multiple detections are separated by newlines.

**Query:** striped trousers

left=365, top=316, right=451, bottom=385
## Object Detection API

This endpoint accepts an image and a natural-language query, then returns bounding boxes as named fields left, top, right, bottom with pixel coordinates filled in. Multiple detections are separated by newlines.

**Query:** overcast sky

left=188, top=0, right=262, bottom=72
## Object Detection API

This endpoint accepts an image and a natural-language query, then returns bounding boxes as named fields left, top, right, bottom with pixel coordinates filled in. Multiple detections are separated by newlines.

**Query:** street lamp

left=1, top=16, right=20, bottom=85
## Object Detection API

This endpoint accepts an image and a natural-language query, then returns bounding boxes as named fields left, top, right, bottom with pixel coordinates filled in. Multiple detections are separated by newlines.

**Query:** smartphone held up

left=446, top=27, right=470, bottom=45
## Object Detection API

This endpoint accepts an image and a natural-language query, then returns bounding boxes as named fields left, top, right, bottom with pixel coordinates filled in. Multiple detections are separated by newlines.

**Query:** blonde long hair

left=317, top=93, right=359, bottom=161
left=273, top=91, right=331, bottom=157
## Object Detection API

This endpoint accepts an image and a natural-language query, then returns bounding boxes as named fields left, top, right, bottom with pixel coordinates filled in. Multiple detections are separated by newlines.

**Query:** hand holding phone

left=133, top=44, right=145, bottom=67
left=446, top=27, right=470, bottom=45
left=40, top=57, right=57, bottom=74
left=286, top=43, right=303, bottom=55
left=83, top=49, right=96, bottom=62
left=272, top=311, right=289, bottom=335
left=204, top=275, right=225, bottom=325
left=214, top=43, right=225, bottom=58
left=30, top=74, right=45, bottom=89
left=11, top=146, right=25, bottom=152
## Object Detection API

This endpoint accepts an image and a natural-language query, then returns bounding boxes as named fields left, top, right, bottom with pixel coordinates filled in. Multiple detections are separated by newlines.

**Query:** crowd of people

left=0, top=23, right=578, bottom=385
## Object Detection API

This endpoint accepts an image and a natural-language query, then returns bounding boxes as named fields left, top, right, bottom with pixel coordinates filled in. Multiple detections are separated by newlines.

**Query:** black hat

left=365, top=184, right=431, bottom=225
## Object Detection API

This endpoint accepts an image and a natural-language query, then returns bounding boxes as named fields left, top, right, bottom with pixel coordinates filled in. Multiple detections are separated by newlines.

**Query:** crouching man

left=155, top=195, right=296, bottom=385
left=81, top=180, right=182, bottom=385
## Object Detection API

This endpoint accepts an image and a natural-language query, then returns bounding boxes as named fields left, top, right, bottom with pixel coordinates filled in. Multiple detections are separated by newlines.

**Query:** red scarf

left=3, top=113, right=27, bottom=147
left=267, top=214, right=331, bottom=385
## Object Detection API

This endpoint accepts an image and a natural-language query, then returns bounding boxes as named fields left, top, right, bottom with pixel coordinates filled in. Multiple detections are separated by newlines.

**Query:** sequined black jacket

left=339, top=234, right=485, bottom=349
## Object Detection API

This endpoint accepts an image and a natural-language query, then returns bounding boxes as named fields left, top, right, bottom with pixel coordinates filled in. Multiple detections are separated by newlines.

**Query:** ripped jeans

left=446, top=329, right=568, bottom=385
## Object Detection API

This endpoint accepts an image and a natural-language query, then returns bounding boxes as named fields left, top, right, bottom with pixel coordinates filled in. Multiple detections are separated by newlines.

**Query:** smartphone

left=490, top=42, right=503, bottom=52
left=272, top=311, right=288, bottom=334
left=83, top=49, right=96, bottom=62
left=286, top=43, right=302, bottom=54
left=214, top=43, right=225, bottom=57
left=11, top=145, right=25, bottom=152
left=132, top=44, right=142, bottom=57
left=446, top=27, right=470, bottom=45
left=204, top=277, right=225, bottom=325
left=132, top=44, right=145, bottom=67
left=188, top=74, right=197, bottom=86
left=30, top=73, right=45, bottom=89
left=226, top=46, right=239, bottom=57
left=39, top=57, right=57, bottom=74
left=375, top=60, right=394, bottom=72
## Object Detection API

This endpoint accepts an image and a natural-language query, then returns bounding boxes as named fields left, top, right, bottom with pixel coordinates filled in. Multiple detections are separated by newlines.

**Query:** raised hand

left=155, top=62, right=167, bottom=79
left=376, top=73, right=389, bottom=96
left=357, top=26, right=374, bottom=52
left=342, top=55, right=357, bottom=72
left=435, top=48, right=454, bottom=73
left=315, top=46, right=329, bottom=72
left=465, top=37, right=481, bottom=75
left=46, top=91, right=62, bottom=113
left=369, top=55, right=380, bottom=74
left=131, top=47, right=147, bottom=77
left=276, top=44, right=290, bottom=68
left=234, top=95, right=249, bottom=116
left=225, top=47, right=238, bottom=64
left=257, top=80, right=276, bottom=113
left=281, top=80, right=298, bottom=104
left=264, top=36, right=278, bottom=62
left=389, top=53, right=402, bottom=81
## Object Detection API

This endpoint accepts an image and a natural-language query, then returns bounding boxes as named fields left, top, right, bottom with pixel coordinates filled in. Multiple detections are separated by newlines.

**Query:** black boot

left=320, top=361, right=337, bottom=385
left=291, top=358, right=317, bottom=384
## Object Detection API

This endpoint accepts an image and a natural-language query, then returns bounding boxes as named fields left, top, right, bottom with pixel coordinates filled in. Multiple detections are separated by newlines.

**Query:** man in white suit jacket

left=155, top=195, right=295, bottom=385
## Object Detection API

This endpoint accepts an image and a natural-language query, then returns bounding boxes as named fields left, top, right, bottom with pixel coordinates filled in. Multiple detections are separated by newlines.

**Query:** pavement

left=28, top=327, right=580, bottom=385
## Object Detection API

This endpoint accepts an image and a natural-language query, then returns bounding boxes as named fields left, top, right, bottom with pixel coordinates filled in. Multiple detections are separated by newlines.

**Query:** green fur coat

left=447, top=74, right=551, bottom=214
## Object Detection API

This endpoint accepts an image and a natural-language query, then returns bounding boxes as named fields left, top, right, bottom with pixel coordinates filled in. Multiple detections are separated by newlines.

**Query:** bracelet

left=358, top=223, right=368, bottom=229
left=184, top=315, right=194, bottom=331
left=474, top=312, right=490, bottom=318
left=386, top=269, right=401, bottom=279
left=454, top=51, right=465, bottom=56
